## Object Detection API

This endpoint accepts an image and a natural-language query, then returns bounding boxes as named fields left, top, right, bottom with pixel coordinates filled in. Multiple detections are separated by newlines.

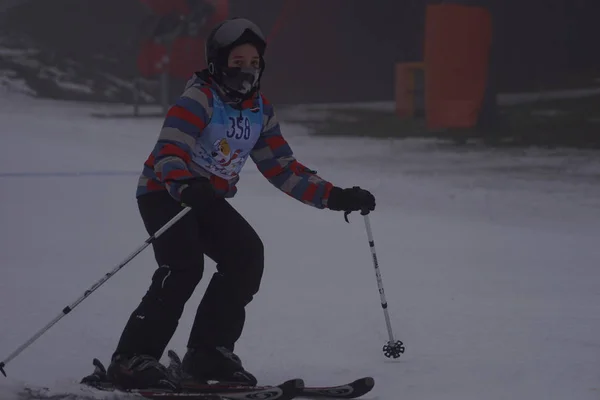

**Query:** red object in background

left=266, top=0, right=297, bottom=46
left=136, top=0, right=229, bottom=79
left=169, top=36, right=207, bottom=79
left=136, top=41, right=167, bottom=78
left=424, top=4, right=492, bottom=129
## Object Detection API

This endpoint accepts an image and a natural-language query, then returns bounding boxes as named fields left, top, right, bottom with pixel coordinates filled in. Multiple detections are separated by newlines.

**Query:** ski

left=44, top=351, right=375, bottom=400
left=176, top=377, right=374, bottom=400
left=177, top=378, right=303, bottom=400
left=23, top=376, right=374, bottom=400
left=167, top=350, right=374, bottom=399
left=296, top=377, right=375, bottom=399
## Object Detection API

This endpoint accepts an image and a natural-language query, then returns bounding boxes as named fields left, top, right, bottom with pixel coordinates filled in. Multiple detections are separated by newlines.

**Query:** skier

left=105, top=17, right=376, bottom=390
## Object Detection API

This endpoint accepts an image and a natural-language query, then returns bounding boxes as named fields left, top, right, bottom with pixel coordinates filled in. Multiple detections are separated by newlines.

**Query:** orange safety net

left=424, top=4, right=492, bottom=129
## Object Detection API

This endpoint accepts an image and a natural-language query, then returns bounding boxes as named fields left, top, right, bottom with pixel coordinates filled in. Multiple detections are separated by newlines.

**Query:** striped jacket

left=136, top=71, right=334, bottom=209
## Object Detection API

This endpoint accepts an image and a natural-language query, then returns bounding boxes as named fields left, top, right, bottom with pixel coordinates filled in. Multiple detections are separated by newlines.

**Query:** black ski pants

left=113, top=190, right=264, bottom=360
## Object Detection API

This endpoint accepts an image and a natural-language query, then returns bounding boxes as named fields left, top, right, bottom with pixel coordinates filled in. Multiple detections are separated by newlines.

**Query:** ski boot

left=106, top=353, right=178, bottom=390
left=181, top=346, right=257, bottom=386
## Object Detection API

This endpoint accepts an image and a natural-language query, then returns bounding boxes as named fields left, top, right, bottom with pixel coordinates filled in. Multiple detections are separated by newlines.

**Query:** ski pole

left=345, top=208, right=405, bottom=359
left=0, top=206, right=192, bottom=377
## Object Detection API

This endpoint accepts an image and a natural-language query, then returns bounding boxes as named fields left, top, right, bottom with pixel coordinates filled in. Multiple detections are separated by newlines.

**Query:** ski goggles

left=210, top=18, right=266, bottom=48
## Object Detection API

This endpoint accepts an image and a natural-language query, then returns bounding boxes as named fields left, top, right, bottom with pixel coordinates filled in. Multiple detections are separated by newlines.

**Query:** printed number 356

left=227, top=117, right=251, bottom=140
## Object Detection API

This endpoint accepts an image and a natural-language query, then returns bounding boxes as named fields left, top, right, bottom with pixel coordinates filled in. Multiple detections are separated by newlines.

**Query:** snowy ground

left=1, top=93, right=600, bottom=400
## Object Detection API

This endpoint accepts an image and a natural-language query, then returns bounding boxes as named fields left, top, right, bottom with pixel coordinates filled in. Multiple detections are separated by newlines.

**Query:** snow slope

left=1, top=93, right=600, bottom=400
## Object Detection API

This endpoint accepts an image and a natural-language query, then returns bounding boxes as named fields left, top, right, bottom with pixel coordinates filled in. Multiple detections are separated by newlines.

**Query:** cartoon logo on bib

left=211, top=138, right=242, bottom=166
left=207, top=138, right=246, bottom=177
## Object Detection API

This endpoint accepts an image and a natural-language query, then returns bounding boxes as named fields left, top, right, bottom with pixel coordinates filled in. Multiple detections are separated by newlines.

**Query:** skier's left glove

left=327, top=186, right=376, bottom=213
left=180, top=178, right=216, bottom=210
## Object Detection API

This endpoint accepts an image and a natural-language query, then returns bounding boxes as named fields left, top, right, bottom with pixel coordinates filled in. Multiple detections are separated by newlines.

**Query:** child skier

left=105, top=17, right=376, bottom=390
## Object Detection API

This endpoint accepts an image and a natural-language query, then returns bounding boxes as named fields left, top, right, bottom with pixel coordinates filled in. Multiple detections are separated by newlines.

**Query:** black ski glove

left=328, top=186, right=376, bottom=213
left=180, top=179, right=216, bottom=210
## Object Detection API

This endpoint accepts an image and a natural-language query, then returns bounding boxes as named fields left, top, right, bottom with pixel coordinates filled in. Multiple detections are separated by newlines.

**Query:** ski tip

left=361, top=376, right=375, bottom=388
left=0, top=362, right=6, bottom=377
left=346, top=376, right=375, bottom=389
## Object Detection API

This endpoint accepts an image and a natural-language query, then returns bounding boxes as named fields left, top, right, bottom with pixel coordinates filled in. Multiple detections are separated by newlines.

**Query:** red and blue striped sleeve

left=150, top=85, right=213, bottom=200
left=250, top=95, right=334, bottom=209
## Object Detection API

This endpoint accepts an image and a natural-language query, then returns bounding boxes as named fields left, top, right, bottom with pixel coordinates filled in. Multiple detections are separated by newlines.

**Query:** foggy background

left=1, top=0, right=599, bottom=102
left=1, top=0, right=599, bottom=146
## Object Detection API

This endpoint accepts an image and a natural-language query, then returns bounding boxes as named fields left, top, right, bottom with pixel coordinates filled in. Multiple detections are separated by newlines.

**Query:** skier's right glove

left=327, top=186, right=376, bottom=213
left=180, top=178, right=216, bottom=210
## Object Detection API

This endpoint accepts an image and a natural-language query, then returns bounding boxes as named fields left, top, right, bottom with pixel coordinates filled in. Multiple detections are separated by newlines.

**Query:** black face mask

left=220, top=66, right=261, bottom=99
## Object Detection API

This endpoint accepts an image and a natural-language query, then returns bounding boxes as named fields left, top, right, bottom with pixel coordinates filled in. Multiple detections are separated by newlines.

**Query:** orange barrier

left=395, top=62, right=425, bottom=118
left=424, top=4, right=492, bottom=129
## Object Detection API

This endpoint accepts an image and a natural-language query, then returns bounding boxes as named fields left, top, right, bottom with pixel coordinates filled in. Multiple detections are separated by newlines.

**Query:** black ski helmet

left=205, top=17, right=267, bottom=99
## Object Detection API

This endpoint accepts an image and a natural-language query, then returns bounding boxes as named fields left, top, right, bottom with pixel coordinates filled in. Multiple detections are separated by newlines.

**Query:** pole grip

left=344, top=207, right=371, bottom=222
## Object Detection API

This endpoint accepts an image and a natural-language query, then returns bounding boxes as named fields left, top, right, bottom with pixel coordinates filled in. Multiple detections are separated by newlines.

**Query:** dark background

left=1, top=0, right=598, bottom=105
